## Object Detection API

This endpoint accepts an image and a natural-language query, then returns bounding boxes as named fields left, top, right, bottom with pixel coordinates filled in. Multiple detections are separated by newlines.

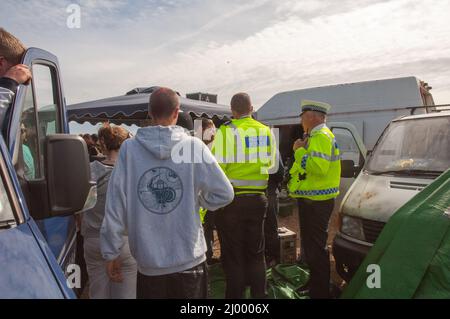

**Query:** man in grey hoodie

left=100, top=87, right=234, bottom=299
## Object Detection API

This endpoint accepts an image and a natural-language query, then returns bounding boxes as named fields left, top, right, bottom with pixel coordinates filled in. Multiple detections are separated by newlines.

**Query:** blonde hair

left=98, top=123, right=130, bottom=151
left=0, top=28, right=26, bottom=65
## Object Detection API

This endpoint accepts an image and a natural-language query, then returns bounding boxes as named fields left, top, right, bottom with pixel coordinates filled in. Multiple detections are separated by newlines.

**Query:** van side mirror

left=45, top=134, right=96, bottom=217
left=341, top=159, right=358, bottom=178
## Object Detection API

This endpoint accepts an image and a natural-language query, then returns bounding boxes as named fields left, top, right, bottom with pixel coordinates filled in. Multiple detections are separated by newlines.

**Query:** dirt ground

left=276, top=205, right=345, bottom=289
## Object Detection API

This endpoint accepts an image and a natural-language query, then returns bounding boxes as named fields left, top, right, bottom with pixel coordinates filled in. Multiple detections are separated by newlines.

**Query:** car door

left=328, top=122, right=367, bottom=212
left=0, top=135, right=74, bottom=298
left=5, top=48, right=77, bottom=274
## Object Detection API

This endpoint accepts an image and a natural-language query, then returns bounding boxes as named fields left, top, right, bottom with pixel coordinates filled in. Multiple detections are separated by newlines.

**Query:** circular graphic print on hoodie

left=137, top=167, right=183, bottom=215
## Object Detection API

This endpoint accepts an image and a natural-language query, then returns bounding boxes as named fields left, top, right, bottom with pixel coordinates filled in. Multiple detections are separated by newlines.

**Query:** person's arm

left=100, top=143, right=128, bottom=262
left=268, top=152, right=284, bottom=191
left=197, top=141, right=234, bottom=211
left=294, top=133, right=332, bottom=177
left=0, top=65, right=32, bottom=129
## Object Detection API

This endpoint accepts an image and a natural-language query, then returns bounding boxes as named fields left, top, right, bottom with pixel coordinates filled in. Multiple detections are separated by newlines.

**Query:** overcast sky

left=2, top=0, right=450, bottom=108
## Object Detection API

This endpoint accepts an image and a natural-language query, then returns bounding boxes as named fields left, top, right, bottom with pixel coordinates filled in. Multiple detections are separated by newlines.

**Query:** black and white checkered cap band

left=301, top=104, right=327, bottom=114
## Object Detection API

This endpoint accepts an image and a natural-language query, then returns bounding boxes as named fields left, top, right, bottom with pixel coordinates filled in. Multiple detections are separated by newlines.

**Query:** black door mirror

left=45, top=134, right=96, bottom=217
left=341, top=159, right=358, bottom=178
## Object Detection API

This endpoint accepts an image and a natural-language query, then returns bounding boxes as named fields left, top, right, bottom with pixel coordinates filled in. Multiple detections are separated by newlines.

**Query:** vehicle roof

left=256, top=76, right=425, bottom=125
left=393, top=110, right=450, bottom=122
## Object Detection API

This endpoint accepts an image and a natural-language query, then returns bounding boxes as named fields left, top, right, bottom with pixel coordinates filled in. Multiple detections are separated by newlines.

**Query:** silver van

left=333, top=111, right=450, bottom=281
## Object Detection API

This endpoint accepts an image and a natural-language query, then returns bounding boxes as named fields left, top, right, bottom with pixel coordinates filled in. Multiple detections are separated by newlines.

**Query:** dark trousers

left=204, top=212, right=216, bottom=261
left=297, top=198, right=335, bottom=299
left=215, top=194, right=268, bottom=299
left=136, top=262, right=208, bottom=299
left=265, top=191, right=280, bottom=262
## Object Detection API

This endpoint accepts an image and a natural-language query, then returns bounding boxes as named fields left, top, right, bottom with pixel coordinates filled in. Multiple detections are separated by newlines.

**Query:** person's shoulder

left=313, top=129, right=334, bottom=142
left=255, top=122, right=271, bottom=135
left=90, top=160, right=113, bottom=179
left=218, top=120, right=232, bottom=129
left=185, top=136, right=208, bottom=149
left=118, top=137, right=134, bottom=151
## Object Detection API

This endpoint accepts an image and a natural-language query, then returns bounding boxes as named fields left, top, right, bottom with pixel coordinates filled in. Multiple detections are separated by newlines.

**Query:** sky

left=2, top=0, right=450, bottom=108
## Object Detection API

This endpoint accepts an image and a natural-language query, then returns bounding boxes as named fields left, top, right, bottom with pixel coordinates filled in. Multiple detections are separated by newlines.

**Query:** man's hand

left=4, top=64, right=32, bottom=85
left=106, top=258, right=123, bottom=283
left=293, top=138, right=307, bottom=152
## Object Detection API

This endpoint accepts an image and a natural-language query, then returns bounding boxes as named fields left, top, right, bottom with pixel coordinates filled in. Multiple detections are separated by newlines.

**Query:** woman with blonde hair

left=81, top=123, right=137, bottom=298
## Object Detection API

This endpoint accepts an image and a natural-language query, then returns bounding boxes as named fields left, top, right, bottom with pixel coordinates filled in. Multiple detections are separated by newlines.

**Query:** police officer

left=288, top=100, right=341, bottom=299
left=214, top=92, right=275, bottom=299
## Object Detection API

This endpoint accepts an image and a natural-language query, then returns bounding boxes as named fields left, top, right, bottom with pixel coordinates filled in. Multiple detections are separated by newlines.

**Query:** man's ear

left=0, top=57, right=8, bottom=77
left=173, top=107, right=180, bottom=120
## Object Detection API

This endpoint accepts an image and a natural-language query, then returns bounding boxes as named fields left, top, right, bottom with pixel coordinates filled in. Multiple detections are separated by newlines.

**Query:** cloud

left=1, top=0, right=449, bottom=107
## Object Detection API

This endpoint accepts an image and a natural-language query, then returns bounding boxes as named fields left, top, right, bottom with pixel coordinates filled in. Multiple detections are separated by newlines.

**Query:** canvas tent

left=67, top=87, right=231, bottom=127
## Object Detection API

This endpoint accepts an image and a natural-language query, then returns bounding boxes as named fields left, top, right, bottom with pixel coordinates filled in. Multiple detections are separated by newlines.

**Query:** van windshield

left=366, top=116, right=450, bottom=176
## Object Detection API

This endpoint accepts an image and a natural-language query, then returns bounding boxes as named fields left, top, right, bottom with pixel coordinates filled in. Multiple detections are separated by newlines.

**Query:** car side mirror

left=45, top=134, right=96, bottom=217
left=341, top=159, right=358, bottom=178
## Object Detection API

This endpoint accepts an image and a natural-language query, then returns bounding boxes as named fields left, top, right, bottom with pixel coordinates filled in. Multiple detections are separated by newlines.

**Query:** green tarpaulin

left=209, top=263, right=310, bottom=299
left=342, top=169, right=450, bottom=299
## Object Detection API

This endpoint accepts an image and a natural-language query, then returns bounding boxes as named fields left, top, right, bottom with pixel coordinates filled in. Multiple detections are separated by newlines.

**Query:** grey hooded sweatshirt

left=100, top=125, right=234, bottom=276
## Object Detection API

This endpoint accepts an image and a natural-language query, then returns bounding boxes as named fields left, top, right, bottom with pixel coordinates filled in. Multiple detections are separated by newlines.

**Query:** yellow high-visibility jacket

left=288, top=124, right=341, bottom=201
left=213, top=116, right=275, bottom=195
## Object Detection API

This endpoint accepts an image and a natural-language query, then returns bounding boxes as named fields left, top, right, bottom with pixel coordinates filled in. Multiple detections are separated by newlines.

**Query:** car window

left=33, top=64, right=61, bottom=174
left=332, top=127, right=360, bottom=165
left=0, top=158, right=15, bottom=224
left=17, top=86, right=40, bottom=180
left=367, top=117, right=450, bottom=173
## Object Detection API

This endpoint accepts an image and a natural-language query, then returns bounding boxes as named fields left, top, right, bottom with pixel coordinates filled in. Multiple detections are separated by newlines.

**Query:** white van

left=333, top=110, right=450, bottom=281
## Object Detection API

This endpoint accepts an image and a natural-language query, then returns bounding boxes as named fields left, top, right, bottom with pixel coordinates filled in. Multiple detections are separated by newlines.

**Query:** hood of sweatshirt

left=135, top=125, right=188, bottom=160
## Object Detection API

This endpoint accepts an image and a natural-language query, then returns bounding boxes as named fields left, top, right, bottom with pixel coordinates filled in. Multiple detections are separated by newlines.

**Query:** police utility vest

left=213, top=116, right=274, bottom=195
left=288, top=124, right=341, bottom=201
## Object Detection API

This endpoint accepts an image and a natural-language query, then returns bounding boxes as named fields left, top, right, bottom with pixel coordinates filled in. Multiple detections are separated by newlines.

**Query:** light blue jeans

left=84, top=237, right=137, bottom=299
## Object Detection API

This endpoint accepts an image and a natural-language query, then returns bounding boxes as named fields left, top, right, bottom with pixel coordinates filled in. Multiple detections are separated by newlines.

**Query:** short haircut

left=312, top=111, right=326, bottom=120
left=0, top=28, right=26, bottom=65
left=149, top=87, right=180, bottom=119
left=230, top=92, right=252, bottom=115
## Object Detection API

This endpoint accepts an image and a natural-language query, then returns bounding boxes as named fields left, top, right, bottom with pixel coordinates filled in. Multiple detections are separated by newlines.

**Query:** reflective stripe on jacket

left=213, top=116, right=275, bottom=195
left=288, top=125, right=341, bottom=200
